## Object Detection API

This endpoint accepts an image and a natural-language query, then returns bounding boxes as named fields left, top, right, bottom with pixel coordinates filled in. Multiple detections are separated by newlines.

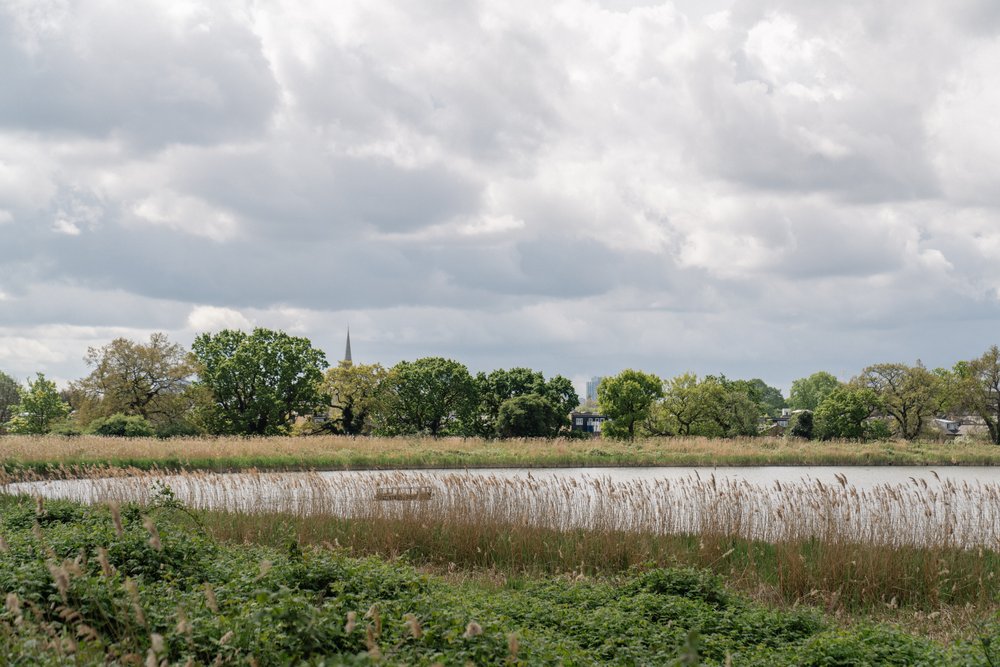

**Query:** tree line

left=598, top=350, right=1000, bottom=443
left=0, top=329, right=578, bottom=439
left=1, top=329, right=999, bottom=444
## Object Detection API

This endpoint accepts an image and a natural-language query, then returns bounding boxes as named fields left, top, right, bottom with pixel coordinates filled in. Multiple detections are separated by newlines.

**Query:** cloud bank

left=2, top=0, right=1000, bottom=391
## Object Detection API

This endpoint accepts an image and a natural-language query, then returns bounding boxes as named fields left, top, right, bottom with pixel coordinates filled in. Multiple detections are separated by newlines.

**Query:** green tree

left=787, top=410, right=814, bottom=439
left=598, top=369, right=663, bottom=440
left=648, top=373, right=708, bottom=436
left=700, top=376, right=764, bottom=437
left=191, top=328, right=328, bottom=435
left=856, top=362, right=936, bottom=440
left=322, top=362, right=388, bottom=435
left=496, top=393, right=564, bottom=438
left=537, top=375, right=580, bottom=433
left=374, top=357, right=477, bottom=436
left=813, top=387, right=882, bottom=440
left=5, top=373, right=70, bottom=435
left=788, top=372, right=841, bottom=411
left=468, top=368, right=578, bottom=437
left=959, top=346, right=1000, bottom=445
left=70, top=333, right=196, bottom=428
left=0, top=370, right=19, bottom=432
left=470, top=367, right=545, bottom=437
left=749, top=378, right=787, bottom=417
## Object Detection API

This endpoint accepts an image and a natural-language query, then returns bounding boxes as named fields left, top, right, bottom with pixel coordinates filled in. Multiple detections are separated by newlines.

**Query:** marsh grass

left=6, top=466, right=999, bottom=613
left=2, top=434, right=999, bottom=473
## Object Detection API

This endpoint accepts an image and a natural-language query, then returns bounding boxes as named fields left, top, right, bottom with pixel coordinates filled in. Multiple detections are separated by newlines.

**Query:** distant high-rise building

left=343, top=328, right=352, bottom=366
left=586, top=376, right=603, bottom=403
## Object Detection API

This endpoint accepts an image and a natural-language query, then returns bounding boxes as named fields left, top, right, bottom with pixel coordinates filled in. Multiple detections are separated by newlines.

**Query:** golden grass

left=1, top=434, right=998, bottom=473
left=6, top=466, right=999, bottom=613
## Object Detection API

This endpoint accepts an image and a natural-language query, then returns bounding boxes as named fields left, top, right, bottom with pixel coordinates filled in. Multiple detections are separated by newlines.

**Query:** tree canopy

left=70, top=333, right=196, bottom=429
left=0, top=371, right=19, bottom=432
left=191, top=328, right=327, bottom=435
left=813, top=386, right=882, bottom=440
left=598, top=369, right=663, bottom=440
left=788, top=372, right=841, bottom=411
left=374, top=357, right=477, bottom=436
left=959, top=346, right=1000, bottom=445
left=855, top=362, right=936, bottom=440
left=470, top=368, right=579, bottom=437
left=5, top=373, right=69, bottom=435
left=496, top=393, right=564, bottom=438
left=322, top=362, right=388, bottom=435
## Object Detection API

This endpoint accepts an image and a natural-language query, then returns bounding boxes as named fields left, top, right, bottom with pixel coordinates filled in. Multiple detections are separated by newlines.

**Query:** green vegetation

left=192, top=328, right=328, bottom=435
left=372, top=357, right=478, bottom=436
left=598, top=369, right=664, bottom=440
left=0, top=371, right=18, bottom=432
left=5, top=328, right=1000, bottom=443
left=0, top=493, right=996, bottom=664
left=4, top=374, right=70, bottom=435
left=68, top=333, right=198, bottom=435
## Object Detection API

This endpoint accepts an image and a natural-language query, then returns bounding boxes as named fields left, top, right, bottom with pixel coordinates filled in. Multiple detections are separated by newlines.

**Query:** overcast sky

left=3, top=0, right=1000, bottom=394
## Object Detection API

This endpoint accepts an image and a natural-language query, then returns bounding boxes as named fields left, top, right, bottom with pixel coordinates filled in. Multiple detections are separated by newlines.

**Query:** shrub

left=87, top=413, right=155, bottom=437
left=788, top=410, right=813, bottom=439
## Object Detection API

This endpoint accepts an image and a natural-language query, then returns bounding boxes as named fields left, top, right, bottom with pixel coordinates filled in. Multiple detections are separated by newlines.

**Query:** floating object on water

left=374, top=485, right=433, bottom=501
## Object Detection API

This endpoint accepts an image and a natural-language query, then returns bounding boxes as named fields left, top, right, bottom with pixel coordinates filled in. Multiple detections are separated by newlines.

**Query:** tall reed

left=4, top=467, right=998, bottom=610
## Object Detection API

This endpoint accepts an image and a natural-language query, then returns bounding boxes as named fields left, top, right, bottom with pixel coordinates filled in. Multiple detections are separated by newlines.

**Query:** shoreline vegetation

left=0, top=492, right=996, bottom=663
left=0, top=434, right=998, bottom=477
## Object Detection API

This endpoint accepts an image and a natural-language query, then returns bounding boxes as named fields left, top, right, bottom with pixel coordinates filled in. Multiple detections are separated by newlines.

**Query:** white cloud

left=186, top=306, right=253, bottom=332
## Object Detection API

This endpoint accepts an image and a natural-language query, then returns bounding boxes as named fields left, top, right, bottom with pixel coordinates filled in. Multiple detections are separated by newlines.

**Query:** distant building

left=570, top=411, right=607, bottom=435
left=585, top=376, right=603, bottom=403
left=343, top=328, right=352, bottom=366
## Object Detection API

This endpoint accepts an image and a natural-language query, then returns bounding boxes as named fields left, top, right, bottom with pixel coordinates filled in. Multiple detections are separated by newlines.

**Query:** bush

left=788, top=411, right=813, bottom=439
left=154, top=420, right=203, bottom=439
left=87, top=413, right=155, bottom=437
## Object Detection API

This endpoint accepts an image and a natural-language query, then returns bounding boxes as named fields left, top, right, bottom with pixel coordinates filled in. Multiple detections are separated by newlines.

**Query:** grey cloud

left=3, top=0, right=1000, bottom=389
left=166, top=145, right=483, bottom=235
left=0, top=2, right=277, bottom=148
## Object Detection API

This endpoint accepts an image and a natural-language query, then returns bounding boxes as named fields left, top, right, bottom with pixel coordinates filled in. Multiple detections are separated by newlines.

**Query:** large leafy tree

left=322, top=362, right=388, bottom=435
left=813, top=386, right=882, bottom=440
left=700, top=375, right=764, bottom=437
left=647, top=373, right=707, bottom=436
left=374, top=357, right=477, bottom=436
left=959, top=346, right=1000, bottom=444
left=191, top=328, right=328, bottom=435
left=469, top=368, right=579, bottom=437
left=496, top=393, right=565, bottom=438
left=855, top=362, right=936, bottom=440
left=748, top=379, right=787, bottom=417
left=788, top=372, right=842, bottom=411
left=470, top=367, right=545, bottom=437
left=0, top=371, right=19, bottom=431
left=5, top=373, right=69, bottom=435
left=598, top=369, right=663, bottom=440
left=70, top=333, right=196, bottom=428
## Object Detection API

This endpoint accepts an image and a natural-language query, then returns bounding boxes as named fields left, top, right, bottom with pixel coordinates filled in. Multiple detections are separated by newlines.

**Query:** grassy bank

left=1, top=434, right=999, bottom=475
left=0, top=494, right=997, bottom=664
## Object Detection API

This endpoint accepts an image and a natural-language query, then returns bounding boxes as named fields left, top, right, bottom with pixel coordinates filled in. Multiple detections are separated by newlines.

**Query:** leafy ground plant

left=0, top=493, right=997, bottom=664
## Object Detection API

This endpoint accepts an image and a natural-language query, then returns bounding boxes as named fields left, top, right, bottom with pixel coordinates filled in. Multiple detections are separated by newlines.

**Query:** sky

left=3, top=0, right=1000, bottom=395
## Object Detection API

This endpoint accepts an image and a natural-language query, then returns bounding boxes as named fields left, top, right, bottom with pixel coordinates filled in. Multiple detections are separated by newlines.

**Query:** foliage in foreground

left=0, top=494, right=997, bottom=665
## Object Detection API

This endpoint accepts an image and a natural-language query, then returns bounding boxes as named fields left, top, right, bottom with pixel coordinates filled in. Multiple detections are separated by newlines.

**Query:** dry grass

left=6, top=466, right=1000, bottom=614
left=1, top=434, right=999, bottom=473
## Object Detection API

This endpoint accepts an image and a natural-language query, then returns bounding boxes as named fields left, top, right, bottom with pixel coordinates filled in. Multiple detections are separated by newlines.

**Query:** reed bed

left=2, top=433, right=999, bottom=473
left=4, top=467, right=999, bottom=610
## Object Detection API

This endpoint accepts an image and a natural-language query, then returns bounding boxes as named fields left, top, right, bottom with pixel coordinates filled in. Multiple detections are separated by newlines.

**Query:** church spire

left=343, top=328, right=353, bottom=365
